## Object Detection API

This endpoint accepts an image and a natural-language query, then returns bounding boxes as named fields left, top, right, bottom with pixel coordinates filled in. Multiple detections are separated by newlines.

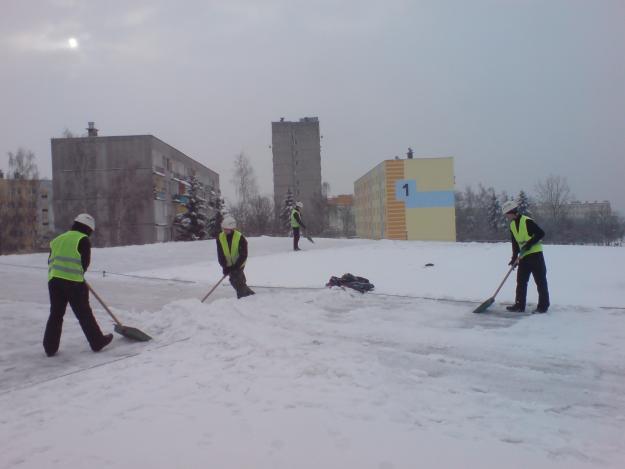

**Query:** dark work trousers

left=515, top=252, right=550, bottom=310
left=229, top=269, right=255, bottom=299
left=44, top=278, right=107, bottom=355
left=293, top=227, right=301, bottom=250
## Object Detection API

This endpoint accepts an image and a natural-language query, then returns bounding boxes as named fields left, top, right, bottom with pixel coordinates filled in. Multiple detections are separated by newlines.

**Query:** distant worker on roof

left=290, top=201, right=306, bottom=251
left=216, top=215, right=255, bottom=299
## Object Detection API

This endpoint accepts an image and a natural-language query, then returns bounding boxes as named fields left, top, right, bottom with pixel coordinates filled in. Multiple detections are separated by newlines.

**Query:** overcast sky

left=1, top=0, right=624, bottom=213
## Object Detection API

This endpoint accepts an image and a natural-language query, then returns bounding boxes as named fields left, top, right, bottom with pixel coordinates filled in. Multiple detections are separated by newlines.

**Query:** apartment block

left=51, top=123, right=219, bottom=247
left=354, top=157, right=456, bottom=241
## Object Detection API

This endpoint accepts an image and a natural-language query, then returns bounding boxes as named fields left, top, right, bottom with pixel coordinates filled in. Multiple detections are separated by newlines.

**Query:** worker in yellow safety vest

left=290, top=201, right=306, bottom=251
left=44, top=213, right=113, bottom=356
left=216, top=216, right=255, bottom=299
left=502, top=200, right=550, bottom=314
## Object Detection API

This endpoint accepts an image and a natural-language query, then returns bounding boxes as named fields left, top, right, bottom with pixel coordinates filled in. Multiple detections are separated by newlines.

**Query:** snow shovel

left=87, top=282, right=152, bottom=341
left=201, top=274, right=227, bottom=303
left=472, top=263, right=516, bottom=314
left=304, top=232, right=314, bottom=243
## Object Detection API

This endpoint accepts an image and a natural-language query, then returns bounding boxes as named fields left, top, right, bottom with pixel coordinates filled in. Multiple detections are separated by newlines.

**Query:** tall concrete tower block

left=272, top=117, right=322, bottom=227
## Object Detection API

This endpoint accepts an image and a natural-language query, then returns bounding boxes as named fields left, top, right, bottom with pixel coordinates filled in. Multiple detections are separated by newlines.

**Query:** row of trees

left=3, top=147, right=622, bottom=249
left=455, top=176, right=625, bottom=245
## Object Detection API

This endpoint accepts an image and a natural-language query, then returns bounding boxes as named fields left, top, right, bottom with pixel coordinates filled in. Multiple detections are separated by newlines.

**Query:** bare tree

left=337, top=205, right=355, bottom=237
left=231, top=152, right=258, bottom=206
left=107, top=163, right=148, bottom=246
left=535, top=175, right=572, bottom=230
left=230, top=152, right=259, bottom=231
left=62, top=128, right=77, bottom=138
left=584, top=206, right=625, bottom=246
left=246, top=195, right=274, bottom=236
left=8, top=148, right=39, bottom=180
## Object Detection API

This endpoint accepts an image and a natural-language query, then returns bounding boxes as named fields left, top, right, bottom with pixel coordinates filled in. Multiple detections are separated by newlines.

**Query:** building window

left=163, top=157, right=172, bottom=171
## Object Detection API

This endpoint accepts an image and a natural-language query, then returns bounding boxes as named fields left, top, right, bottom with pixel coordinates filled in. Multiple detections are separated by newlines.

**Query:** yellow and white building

left=354, top=157, right=456, bottom=241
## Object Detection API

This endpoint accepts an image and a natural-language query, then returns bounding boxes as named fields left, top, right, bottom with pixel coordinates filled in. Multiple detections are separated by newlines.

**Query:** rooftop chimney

left=407, top=147, right=414, bottom=159
left=86, top=122, right=98, bottom=137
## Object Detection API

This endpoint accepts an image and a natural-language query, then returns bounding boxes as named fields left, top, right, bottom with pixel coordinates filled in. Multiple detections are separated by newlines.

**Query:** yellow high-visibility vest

left=219, top=230, right=245, bottom=267
left=48, top=230, right=87, bottom=282
left=290, top=209, right=300, bottom=228
left=510, top=215, right=543, bottom=258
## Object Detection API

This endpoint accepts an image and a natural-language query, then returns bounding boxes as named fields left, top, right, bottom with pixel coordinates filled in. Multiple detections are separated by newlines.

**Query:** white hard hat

left=74, top=213, right=95, bottom=231
left=295, top=201, right=303, bottom=208
left=221, top=215, right=236, bottom=230
left=501, top=200, right=519, bottom=214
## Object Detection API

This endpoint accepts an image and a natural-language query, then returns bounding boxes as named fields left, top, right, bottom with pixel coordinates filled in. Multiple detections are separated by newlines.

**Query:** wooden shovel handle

left=201, top=275, right=228, bottom=303
left=492, top=264, right=516, bottom=299
left=86, top=282, right=123, bottom=326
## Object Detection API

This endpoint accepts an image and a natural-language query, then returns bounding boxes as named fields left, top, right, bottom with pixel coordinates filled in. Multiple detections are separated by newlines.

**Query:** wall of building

left=37, top=180, right=54, bottom=247
left=354, top=157, right=456, bottom=241
left=52, top=135, right=153, bottom=246
left=150, top=137, right=219, bottom=243
left=385, top=160, right=408, bottom=239
left=354, top=162, right=387, bottom=239
left=399, top=158, right=456, bottom=241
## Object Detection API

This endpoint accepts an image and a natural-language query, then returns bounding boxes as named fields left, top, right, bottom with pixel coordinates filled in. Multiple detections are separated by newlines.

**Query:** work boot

left=237, top=288, right=255, bottom=299
left=532, top=307, right=548, bottom=314
left=92, top=333, right=113, bottom=352
left=506, top=303, right=525, bottom=312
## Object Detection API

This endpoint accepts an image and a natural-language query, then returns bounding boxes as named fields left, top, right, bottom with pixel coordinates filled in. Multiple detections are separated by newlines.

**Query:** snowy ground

left=1, top=237, right=624, bottom=469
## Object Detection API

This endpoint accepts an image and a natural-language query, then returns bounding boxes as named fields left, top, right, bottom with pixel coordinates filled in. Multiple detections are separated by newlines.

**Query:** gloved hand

left=508, top=257, right=518, bottom=267
left=222, top=266, right=231, bottom=276
left=520, top=240, right=533, bottom=254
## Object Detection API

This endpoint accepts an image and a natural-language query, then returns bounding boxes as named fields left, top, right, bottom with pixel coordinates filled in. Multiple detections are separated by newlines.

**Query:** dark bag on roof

left=326, top=273, right=374, bottom=293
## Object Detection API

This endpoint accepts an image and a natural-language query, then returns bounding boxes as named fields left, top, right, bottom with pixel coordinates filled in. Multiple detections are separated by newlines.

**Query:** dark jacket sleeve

left=231, top=236, right=248, bottom=271
left=523, top=219, right=545, bottom=250
left=216, top=238, right=226, bottom=268
left=294, top=211, right=306, bottom=229
left=510, top=230, right=520, bottom=259
left=78, top=237, right=91, bottom=272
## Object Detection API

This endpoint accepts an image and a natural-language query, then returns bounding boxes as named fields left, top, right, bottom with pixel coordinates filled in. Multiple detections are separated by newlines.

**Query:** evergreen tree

left=487, top=190, right=504, bottom=238
left=207, top=189, right=225, bottom=238
left=173, top=176, right=208, bottom=241
left=280, top=188, right=295, bottom=234
left=517, top=190, right=531, bottom=215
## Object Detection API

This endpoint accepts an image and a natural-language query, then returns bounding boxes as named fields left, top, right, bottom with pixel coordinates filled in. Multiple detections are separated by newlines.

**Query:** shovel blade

left=472, top=297, right=494, bottom=314
left=306, top=236, right=314, bottom=243
left=114, top=324, right=152, bottom=341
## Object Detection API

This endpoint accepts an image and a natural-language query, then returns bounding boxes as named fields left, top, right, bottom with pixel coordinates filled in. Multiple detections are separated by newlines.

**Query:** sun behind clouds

left=68, top=37, right=78, bottom=49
